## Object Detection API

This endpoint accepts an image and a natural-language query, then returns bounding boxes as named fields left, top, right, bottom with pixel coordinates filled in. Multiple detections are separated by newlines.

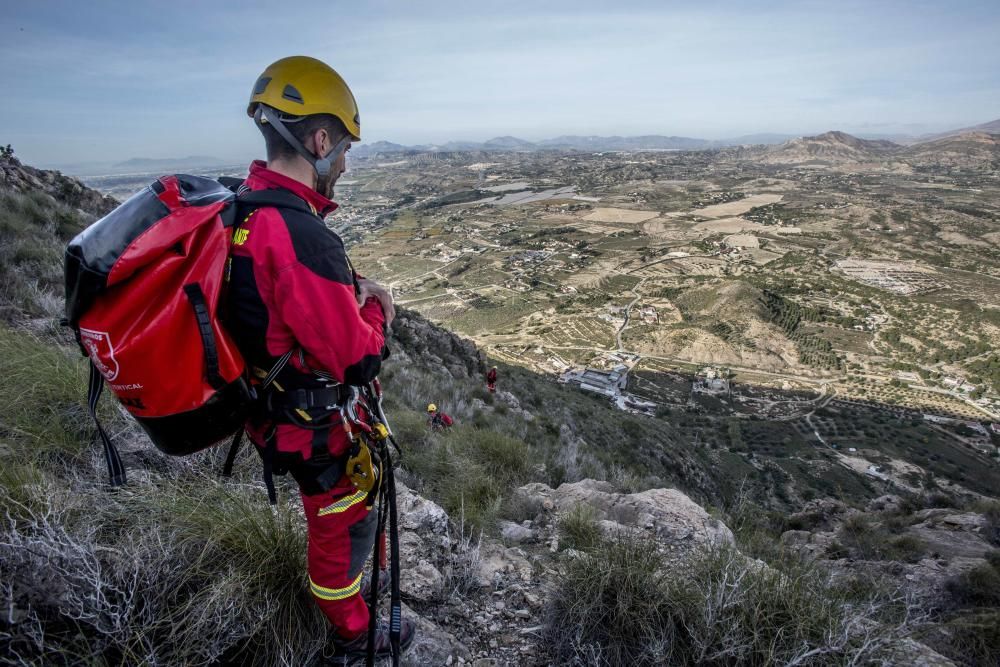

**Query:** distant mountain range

left=46, top=117, right=999, bottom=175
left=911, top=118, right=1000, bottom=144
left=734, top=127, right=1000, bottom=169
left=112, top=155, right=234, bottom=171
left=350, top=134, right=797, bottom=157
left=351, top=119, right=998, bottom=157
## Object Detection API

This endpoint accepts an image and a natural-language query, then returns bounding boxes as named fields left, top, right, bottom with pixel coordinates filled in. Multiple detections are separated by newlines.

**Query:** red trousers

left=249, top=418, right=378, bottom=641
left=301, top=483, right=378, bottom=639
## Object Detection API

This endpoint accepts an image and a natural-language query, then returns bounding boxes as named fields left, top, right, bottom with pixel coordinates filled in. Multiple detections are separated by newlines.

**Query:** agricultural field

left=336, top=148, right=999, bottom=425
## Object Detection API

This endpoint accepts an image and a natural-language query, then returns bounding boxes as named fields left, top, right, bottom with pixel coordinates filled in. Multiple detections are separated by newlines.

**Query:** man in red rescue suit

left=226, top=56, right=415, bottom=661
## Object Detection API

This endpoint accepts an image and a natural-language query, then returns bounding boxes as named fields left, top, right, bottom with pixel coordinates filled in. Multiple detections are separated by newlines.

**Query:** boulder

left=908, top=522, right=993, bottom=561
left=498, top=520, right=536, bottom=544
left=476, top=542, right=533, bottom=588
left=496, top=391, right=520, bottom=409
left=395, top=481, right=453, bottom=600
left=400, top=559, right=444, bottom=602
left=786, top=497, right=855, bottom=531
left=400, top=602, right=471, bottom=666
left=866, top=494, right=903, bottom=513
left=398, top=480, right=451, bottom=537
left=515, top=479, right=734, bottom=552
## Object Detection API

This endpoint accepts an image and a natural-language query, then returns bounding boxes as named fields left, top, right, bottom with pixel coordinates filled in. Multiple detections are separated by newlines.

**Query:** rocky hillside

left=901, top=132, right=1000, bottom=170
left=1, top=149, right=117, bottom=217
left=915, top=117, right=1000, bottom=144
left=757, top=131, right=901, bottom=165
left=0, top=148, right=116, bottom=322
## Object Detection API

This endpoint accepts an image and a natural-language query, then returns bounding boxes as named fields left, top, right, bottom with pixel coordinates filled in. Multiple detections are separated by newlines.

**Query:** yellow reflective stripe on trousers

left=317, top=489, right=367, bottom=516
left=310, top=572, right=363, bottom=601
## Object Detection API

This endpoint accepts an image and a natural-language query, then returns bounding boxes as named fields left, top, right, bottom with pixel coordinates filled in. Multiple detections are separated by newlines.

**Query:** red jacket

left=226, top=161, right=386, bottom=463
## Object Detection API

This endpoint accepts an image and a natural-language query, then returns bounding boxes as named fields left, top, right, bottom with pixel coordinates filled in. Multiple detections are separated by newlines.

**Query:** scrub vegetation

left=0, top=327, right=328, bottom=666
left=545, top=533, right=917, bottom=667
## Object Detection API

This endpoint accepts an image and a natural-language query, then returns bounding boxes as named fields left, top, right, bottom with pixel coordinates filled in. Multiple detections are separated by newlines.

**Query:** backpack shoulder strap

left=217, top=178, right=317, bottom=225
left=217, top=176, right=244, bottom=193
left=237, top=188, right=316, bottom=217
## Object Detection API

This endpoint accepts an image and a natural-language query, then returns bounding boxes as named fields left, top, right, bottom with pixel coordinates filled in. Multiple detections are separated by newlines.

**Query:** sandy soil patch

left=583, top=207, right=660, bottom=224
left=641, top=218, right=691, bottom=239
left=838, top=455, right=922, bottom=493
left=693, top=217, right=802, bottom=234
left=482, top=182, right=530, bottom=192
left=568, top=221, right=635, bottom=235
left=936, top=230, right=990, bottom=247
left=692, top=217, right=766, bottom=233
left=632, top=324, right=798, bottom=372
left=565, top=258, right=625, bottom=288
left=744, top=248, right=785, bottom=265
left=693, top=193, right=783, bottom=218
left=724, top=234, right=760, bottom=248
left=672, top=256, right=728, bottom=275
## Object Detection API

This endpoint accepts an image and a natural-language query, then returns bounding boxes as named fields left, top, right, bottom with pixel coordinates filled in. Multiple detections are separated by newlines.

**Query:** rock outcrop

left=514, top=479, right=735, bottom=553
left=391, top=309, right=485, bottom=380
left=0, top=153, right=117, bottom=216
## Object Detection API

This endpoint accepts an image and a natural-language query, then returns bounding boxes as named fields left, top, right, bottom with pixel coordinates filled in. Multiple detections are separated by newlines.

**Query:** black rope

left=387, top=452, right=401, bottom=665
left=87, top=363, right=126, bottom=486
left=222, top=430, right=242, bottom=477
left=365, top=473, right=387, bottom=667
left=262, top=426, right=278, bottom=505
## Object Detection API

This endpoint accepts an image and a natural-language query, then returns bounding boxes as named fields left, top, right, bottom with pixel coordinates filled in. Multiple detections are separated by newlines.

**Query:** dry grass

left=545, top=533, right=920, bottom=666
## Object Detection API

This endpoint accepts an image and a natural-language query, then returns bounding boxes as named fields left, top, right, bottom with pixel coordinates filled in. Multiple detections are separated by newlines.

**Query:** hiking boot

left=326, top=617, right=417, bottom=665
left=360, top=570, right=389, bottom=603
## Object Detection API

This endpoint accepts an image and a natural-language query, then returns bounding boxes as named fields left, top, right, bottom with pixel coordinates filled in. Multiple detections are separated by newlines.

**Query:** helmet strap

left=255, top=105, right=351, bottom=184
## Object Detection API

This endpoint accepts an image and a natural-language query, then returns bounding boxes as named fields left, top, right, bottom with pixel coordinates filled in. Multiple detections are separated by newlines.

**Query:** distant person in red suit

left=427, top=403, right=453, bottom=430
left=486, top=366, right=498, bottom=393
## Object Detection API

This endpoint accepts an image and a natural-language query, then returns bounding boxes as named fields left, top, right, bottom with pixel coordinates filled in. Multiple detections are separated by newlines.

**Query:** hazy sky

left=3, top=0, right=999, bottom=167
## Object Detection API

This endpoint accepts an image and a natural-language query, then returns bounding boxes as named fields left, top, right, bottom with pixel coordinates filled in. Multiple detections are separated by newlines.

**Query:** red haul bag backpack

left=63, top=174, right=293, bottom=485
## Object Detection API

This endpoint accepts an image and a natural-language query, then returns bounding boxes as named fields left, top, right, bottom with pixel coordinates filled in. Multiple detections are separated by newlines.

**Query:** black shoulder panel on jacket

left=277, top=207, right=354, bottom=285
left=224, top=255, right=272, bottom=365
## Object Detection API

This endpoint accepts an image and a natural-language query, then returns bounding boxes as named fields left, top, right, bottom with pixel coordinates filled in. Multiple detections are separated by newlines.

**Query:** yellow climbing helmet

left=427, top=404, right=437, bottom=413
left=247, top=56, right=361, bottom=141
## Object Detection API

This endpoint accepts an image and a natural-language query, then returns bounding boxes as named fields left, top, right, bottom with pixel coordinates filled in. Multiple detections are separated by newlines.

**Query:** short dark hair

left=260, top=112, right=349, bottom=162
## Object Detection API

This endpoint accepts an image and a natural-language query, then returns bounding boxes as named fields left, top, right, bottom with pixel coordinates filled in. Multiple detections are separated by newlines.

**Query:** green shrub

left=546, top=534, right=672, bottom=665
left=400, top=425, right=531, bottom=532
left=945, top=560, right=1000, bottom=608
left=546, top=535, right=905, bottom=666
left=468, top=429, right=529, bottom=486
left=0, top=325, right=94, bottom=461
left=924, top=611, right=1000, bottom=667
left=837, top=515, right=926, bottom=562
left=976, top=500, right=1000, bottom=546
left=0, top=191, right=89, bottom=319
left=558, top=503, right=602, bottom=551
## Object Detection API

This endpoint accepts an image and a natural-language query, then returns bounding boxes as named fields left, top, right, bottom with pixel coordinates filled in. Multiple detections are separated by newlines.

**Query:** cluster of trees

left=967, top=354, right=1000, bottom=394
left=759, top=289, right=842, bottom=369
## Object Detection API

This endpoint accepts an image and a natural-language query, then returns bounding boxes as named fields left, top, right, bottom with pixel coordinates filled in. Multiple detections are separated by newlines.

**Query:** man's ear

left=307, top=127, right=327, bottom=158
